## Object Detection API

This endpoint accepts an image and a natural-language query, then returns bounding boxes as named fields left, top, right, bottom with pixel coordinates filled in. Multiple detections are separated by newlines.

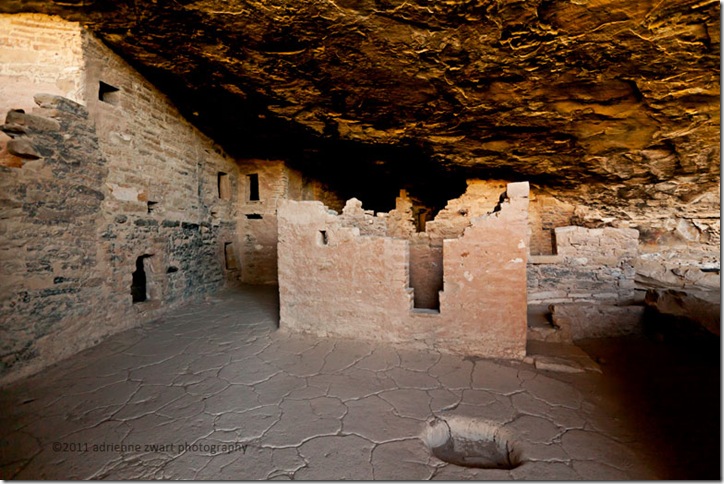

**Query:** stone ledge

left=528, top=255, right=563, bottom=264
left=644, top=289, right=720, bottom=337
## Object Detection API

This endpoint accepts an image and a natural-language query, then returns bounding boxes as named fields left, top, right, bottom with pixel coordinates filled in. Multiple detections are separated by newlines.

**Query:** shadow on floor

left=576, top=323, right=720, bottom=480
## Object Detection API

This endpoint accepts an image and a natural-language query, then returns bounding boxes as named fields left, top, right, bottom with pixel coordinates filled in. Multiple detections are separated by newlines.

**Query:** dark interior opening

left=245, top=214, right=263, bottom=219
left=147, top=201, right=157, bottom=214
left=414, top=207, right=429, bottom=233
left=248, top=173, right=260, bottom=201
left=99, top=81, right=120, bottom=105
left=131, top=255, right=151, bottom=303
left=319, top=230, right=328, bottom=245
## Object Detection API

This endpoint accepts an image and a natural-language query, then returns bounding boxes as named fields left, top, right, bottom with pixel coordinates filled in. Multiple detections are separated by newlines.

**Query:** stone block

left=506, top=181, right=530, bottom=199
left=529, top=290, right=568, bottom=301
left=7, top=139, right=41, bottom=159
left=528, top=255, right=562, bottom=264
left=5, top=110, right=60, bottom=132
left=33, top=93, right=88, bottom=117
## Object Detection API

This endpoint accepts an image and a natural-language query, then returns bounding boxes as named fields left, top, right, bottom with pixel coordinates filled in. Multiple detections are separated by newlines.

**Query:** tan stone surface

left=278, top=181, right=529, bottom=359
left=0, top=14, right=85, bottom=116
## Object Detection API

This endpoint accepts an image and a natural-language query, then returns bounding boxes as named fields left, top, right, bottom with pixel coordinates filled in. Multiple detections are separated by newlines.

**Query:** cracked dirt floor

left=0, top=285, right=717, bottom=480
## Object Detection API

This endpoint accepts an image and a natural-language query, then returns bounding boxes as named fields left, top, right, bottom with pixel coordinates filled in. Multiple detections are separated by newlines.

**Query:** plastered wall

left=278, top=182, right=530, bottom=359
left=236, top=159, right=343, bottom=284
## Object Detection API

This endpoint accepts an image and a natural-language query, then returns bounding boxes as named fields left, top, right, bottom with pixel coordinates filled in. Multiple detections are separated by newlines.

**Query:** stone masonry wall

left=0, top=14, right=85, bottom=117
left=527, top=226, right=639, bottom=305
left=81, top=31, right=242, bottom=302
left=278, top=182, right=530, bottom=359
left=236, top=159, right=344, bottom=284
left=0, top=96, right=108, bottom=382
left=528, top=191, right=576, bottom=256
left=0, top=16, right=240, bottom=384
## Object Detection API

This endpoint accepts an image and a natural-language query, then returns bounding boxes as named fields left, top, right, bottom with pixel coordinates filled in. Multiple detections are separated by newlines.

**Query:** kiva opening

left=423, top=416, right=521, bottom=470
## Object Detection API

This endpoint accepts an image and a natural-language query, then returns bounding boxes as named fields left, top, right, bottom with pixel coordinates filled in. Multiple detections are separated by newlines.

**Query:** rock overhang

left=0, top=0, right=719, bottom=215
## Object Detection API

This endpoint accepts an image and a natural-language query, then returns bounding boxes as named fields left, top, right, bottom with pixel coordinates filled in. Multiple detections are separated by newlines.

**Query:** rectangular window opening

left=147, top=201, right=158, bottom=214
left=248, top=173, right=260, bottom=201
left=99, top=81, right=120, bottom=105
left=318, top=230, right=329, bottom=246
left=245, top=214, right=263, bottom=220
left=218, top=172, right=231, bottom=200
left=414, top=208, right=429, bottom=233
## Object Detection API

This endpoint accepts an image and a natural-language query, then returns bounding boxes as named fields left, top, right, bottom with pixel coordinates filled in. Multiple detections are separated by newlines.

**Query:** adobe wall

left=278, top=182, right=530, bottom=359
left=0, top=16, right=240, bottom=384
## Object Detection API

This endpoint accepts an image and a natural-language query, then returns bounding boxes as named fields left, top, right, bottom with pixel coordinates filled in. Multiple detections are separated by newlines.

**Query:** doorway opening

left=131, top=254, right=153, bottom=303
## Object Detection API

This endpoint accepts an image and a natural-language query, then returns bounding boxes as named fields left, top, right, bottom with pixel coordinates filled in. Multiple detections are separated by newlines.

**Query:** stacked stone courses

left=527, top=226, right=639, bottom=305
left=0, top=15, right=241, bottom=384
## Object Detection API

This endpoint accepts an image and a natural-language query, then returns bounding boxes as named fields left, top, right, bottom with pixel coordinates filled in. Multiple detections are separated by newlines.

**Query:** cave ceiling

left=1, top=0, right=721, bottom=211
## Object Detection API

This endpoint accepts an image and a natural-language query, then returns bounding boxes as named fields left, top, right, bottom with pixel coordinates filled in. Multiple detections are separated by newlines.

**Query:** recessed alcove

left=224, top=242, right=238, bottom=270
left=98, top=81, right=120, bottom=105
left=218, top=172, right=231, bottom=200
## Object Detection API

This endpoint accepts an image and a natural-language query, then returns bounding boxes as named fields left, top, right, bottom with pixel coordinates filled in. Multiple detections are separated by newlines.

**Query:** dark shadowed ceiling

left=1, top=0, right=720, bottom=212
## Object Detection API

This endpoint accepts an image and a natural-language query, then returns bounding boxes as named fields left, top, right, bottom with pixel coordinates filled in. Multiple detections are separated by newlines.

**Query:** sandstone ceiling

left=1, top=0, right=721, bottom=213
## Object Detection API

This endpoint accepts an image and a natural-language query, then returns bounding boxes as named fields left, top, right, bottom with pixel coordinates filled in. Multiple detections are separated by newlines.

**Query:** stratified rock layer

left=0, top=1, right=718, bottom=216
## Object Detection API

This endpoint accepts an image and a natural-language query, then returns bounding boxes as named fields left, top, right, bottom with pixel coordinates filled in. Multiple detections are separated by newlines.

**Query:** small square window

left=99, top=81, right=120, bottom=105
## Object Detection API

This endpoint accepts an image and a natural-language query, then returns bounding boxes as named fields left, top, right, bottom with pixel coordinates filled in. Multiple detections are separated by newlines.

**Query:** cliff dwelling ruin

left=0, top=2, right=720, bottom=480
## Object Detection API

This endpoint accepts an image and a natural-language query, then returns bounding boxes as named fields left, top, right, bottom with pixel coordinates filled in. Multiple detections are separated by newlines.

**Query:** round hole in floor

left=423, top=416, right=521, bottom=470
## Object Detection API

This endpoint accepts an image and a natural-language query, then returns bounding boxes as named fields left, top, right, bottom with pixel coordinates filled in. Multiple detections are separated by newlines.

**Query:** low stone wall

left=278, top=182, right=530, bottom=359
left=527, top=226, right=639, bottom=305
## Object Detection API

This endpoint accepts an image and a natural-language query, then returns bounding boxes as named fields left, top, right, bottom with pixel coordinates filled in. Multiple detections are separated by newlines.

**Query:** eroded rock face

left=0, top=0, right=719, bottom=243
